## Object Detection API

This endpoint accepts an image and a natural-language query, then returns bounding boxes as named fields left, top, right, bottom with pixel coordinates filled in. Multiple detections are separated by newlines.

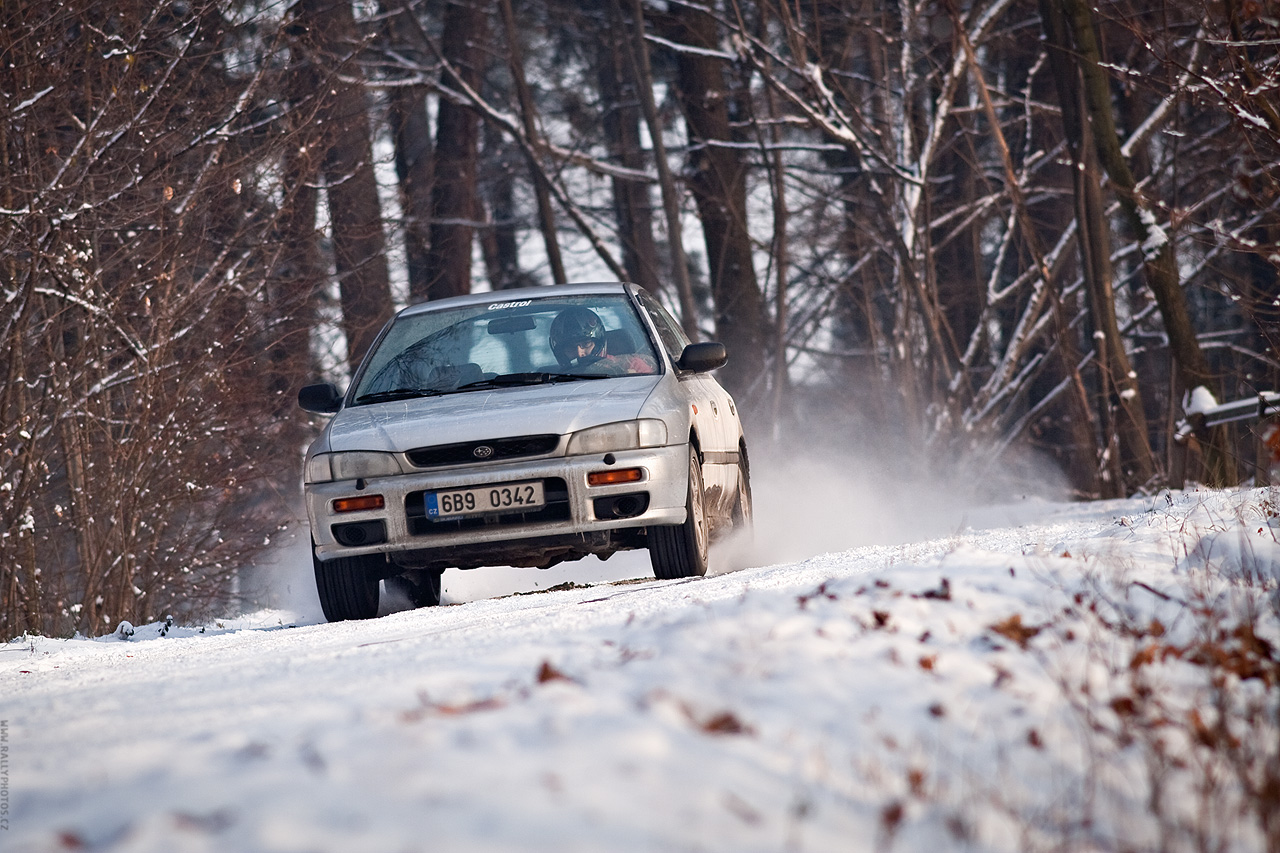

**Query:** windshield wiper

left=354, top=387, right=449, bottom=405
left=457, top=372, right=608, bottom=390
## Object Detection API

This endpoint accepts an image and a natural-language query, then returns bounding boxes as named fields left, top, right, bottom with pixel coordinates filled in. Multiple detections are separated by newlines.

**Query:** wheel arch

left=688, top=428, right=703, bottom=465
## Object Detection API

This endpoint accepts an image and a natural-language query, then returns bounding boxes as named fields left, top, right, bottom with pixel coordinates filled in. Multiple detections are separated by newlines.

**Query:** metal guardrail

left=1175, top=391, right=1280, bottom=438
left=1170, top=391, right=1280, bottom=487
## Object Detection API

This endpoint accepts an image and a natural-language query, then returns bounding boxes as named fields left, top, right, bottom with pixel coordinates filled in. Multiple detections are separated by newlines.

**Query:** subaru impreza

left=298, top=282, right=751, bottom=621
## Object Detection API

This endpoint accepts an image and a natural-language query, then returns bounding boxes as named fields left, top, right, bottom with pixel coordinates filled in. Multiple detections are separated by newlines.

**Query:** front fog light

left=567, top=419, right=667, bottom=455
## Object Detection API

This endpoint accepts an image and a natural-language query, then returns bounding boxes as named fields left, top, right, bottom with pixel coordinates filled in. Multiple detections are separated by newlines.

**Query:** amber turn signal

left=587, top=468, right=643, bottom=486
left=333, top=494, right=385, bottom=513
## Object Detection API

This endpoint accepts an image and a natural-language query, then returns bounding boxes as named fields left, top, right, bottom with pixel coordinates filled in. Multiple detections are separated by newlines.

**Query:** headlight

left=305, top=451, right=404, bottom=484
left=567, top=419, right=667, bottom=455
left=305, top=454, right=333, bottom=484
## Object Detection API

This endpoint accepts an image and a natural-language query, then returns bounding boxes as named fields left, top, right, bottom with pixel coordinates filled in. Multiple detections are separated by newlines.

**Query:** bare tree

left=421, top=0, right=488, bottom=300
left=8, top=0, right=1280, bottom=640
left=619, top=0, right=700, bottom=336
left=598, top=1, right=663, bottom=297
left=1040, top=0, right=1156, bottom=493
left=498, top=0, right=566, bottom=284
left=0, top=0, right=295, bottom=636
left=656, top=1, right=769, bottom=402
left=291, top=0, right=395, bottom=369
left=382, top=0, right=436, bottom=300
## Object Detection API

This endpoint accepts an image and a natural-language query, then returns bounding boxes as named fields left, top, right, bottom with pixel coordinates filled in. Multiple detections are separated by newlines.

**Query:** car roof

left=395, top=282, right=638, bottom=318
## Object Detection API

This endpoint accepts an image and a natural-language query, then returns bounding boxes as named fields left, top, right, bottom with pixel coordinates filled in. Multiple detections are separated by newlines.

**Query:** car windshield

left=351, top=294, right=662, bottom=405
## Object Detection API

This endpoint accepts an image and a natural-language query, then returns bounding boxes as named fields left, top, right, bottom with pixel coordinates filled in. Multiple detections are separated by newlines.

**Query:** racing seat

left=604, top=329, right=636, bottom=355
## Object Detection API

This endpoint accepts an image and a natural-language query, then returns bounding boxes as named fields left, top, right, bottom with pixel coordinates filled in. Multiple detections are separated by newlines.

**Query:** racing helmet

left=549, top=306, right=607, bottom=365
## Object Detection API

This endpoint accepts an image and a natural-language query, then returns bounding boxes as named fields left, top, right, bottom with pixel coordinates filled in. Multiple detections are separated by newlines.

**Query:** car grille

left=405, top=478, right=571, bottom=536
left=405, top=434, right=560, bottom=468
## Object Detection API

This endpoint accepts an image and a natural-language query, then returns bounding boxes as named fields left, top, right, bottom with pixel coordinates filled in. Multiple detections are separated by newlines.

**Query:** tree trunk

left=618, top=0, right=699, bottom=337
left=267, top=50, right=327, bottom=412
left=295, top=0, right=394, bottom=371
left=661, top=1, right=768, bottom=402
left=1057, top=0, right=1231, bottom=486
left=1040, top=0, right=1157, bottom=493
left=384, top=0, right=434, bottom=303
left=498, top=0, right=564, bottom=284
left=598, top=4, right=661, bottom=296
left=421, top=0, right=487, bottom=301
left=264, top=145, right=323, bottom=494
left=954, top=13, right=1102, bottom=497
left=479, top=121, right=527, bottom=290
left=810, top=4, right=904, bottom=436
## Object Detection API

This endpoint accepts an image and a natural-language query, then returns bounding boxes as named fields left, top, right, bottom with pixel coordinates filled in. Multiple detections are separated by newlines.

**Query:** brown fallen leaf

left=537, top=660, right=572, bottom=684
left=401, top=691, right=506, bottom=722
left=797, top=581, right=838, bottom=609
left=701, top=710, right=753, bottom=736
left=1130, top=643, right=1160, bottom=670
left=988, top=614, right=1041, bottom=649
left=916, top=577, right=951, bottom=600
left=881, top=800, right=905, bottom=834
left=58, top=832, right=86, bottom=850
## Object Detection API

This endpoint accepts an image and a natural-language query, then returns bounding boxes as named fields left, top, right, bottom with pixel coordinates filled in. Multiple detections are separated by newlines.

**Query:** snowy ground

left=3, top=485, right=1279, bottom=852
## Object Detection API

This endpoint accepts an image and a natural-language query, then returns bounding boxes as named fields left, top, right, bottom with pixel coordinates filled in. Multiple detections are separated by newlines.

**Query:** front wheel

left=649, top=446, right=709, bottom=579
left=314, top=550, right=381, bottom=622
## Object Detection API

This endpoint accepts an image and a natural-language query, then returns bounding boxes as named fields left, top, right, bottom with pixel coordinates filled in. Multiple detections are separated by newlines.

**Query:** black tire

left=314, top=550, right=381, bottom=622
left=731, top=447, right=753, bottom=539
left=386, top=569, right=443, bottom=608
left=650, top=446, right=710, bottom=579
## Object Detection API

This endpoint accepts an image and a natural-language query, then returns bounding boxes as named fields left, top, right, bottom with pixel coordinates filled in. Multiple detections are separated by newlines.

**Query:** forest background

left=1, top=0, right=1278, bottom=638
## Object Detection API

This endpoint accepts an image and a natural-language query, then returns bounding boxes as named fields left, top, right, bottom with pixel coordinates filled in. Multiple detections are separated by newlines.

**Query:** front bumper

left=305, top=443, right=688, bottom=565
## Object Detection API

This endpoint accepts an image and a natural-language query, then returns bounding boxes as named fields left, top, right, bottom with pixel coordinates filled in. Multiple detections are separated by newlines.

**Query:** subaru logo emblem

left=473, top=445, right=494, bottom=459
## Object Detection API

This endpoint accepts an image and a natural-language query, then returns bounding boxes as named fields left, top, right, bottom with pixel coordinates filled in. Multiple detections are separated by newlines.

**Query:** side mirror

left=298, top=382, right=343, bottom=414
left=677, top=341, right=727, bottom=373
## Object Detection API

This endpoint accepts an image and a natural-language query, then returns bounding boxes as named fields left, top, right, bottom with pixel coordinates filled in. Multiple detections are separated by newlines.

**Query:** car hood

left=323, top=375, right=663, bottom=453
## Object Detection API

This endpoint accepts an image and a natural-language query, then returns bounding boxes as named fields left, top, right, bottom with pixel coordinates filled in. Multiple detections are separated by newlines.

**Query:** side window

left=637, top=291, right=689, bottom=363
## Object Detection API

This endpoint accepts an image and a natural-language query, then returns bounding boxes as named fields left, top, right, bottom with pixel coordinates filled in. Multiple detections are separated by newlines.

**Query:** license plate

left=426, top=481, right=545, bottom=518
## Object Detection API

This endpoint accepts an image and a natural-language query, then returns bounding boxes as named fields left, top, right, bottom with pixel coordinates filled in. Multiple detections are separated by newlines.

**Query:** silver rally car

left=298, top=282, right=752, bottom=621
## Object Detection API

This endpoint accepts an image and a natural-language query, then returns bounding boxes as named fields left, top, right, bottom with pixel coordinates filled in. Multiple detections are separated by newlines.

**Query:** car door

left=634, top=290, right=736, bottom=502
left=693, top=373, right=740, bottom=509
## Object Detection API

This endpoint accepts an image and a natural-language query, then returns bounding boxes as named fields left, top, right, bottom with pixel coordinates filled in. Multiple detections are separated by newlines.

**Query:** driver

left=549, top=306, right=657, bottom=375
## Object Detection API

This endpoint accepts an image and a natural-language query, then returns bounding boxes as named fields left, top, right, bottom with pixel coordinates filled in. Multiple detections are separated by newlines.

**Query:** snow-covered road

left=3, top=488, right=1278, bottom=852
